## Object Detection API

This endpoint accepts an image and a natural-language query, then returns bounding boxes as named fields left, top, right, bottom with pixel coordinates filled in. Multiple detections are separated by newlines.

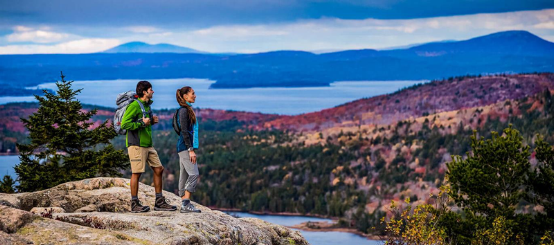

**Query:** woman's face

left=184, top=88, right=196, bottom=103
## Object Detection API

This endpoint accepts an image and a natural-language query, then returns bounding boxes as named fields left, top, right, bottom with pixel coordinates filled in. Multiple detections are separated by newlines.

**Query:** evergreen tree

left=447, top=125, right=530, bottom=219
left=446, top=125, right=554, bottom=244
left=531, top=135, right=554, bottom=218
left=15, top=72, right=128, bottom=192
left=0, top=175, right=15, bottom=193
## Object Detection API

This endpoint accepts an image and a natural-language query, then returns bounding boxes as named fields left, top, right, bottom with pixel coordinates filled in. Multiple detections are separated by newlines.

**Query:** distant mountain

left=309, top=49, right=342, bottom=54
left=378, top=40, right=456, bottom=50
left=319, top=49, right=379, bottom=61
left=1, top=30, right=553, bottom=93
left=404, top=30, right=554, bottom=57
left=102, top=42, right=203, bottom=54
left=318, top=30, right=554, bottom=61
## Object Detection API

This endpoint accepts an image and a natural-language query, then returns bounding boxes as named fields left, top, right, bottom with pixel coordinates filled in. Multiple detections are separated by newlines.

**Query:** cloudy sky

left=1, top=0, right=554, bottom=54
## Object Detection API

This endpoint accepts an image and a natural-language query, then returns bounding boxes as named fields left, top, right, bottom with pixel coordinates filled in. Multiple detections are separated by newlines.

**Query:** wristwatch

left=187, top=147, right=194, bottom=152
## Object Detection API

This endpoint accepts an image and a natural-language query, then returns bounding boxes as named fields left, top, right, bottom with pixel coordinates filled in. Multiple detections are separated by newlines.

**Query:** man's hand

left=152, top=115, right=159, bottom=124
left=142, top=117, right=151, bottom=126
left=189, top=151, right=197, bottom=164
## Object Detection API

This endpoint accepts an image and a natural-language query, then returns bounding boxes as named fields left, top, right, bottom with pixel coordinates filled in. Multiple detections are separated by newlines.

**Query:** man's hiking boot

left=154, top=196, right=177, bottom=211
left=131, top=199, right=150, bottom=213
left=180, top=202, right=201, bottom=213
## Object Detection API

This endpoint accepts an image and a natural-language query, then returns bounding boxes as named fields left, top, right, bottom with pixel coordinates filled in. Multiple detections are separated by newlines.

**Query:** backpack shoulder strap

left=135, top=99, right=148, bottom=118
left=172, top=108, right=181, bottom=135
left=177, top=108, right=183, bottom=126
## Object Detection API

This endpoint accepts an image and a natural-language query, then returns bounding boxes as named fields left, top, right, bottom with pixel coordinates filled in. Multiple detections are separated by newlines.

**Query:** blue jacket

left=177, top=105, right=199, bottom=152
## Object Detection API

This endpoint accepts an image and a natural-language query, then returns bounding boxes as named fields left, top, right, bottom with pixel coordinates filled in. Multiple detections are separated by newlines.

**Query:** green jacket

left=121, top=98, right=153, bottom=148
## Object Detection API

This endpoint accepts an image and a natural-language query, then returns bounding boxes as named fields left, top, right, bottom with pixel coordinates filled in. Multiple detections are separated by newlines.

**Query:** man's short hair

left=136, top=81, right=152, bottom=97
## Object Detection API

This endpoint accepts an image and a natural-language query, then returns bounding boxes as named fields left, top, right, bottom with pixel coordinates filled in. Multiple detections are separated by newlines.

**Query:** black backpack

left=172, top=108, right=181, bottom=135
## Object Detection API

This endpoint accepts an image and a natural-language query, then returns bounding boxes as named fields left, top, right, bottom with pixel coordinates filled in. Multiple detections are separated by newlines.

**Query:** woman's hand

left=189, top=151, right=197, bottom=164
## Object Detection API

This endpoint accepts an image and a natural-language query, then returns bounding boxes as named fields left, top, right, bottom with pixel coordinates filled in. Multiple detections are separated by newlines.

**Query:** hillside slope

left=262, top=73, right=554, bottom=131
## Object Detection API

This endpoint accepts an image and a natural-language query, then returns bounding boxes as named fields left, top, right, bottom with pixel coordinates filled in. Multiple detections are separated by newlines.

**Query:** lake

left=227, top=212, right=382, bottom=245
left=1, top=78, right=426, bottom=115
left=0, top=155, right=18, bottom=180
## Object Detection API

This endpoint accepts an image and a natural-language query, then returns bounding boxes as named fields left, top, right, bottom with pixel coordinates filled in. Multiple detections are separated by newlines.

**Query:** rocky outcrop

left=0, top=177, right=308, bottom=245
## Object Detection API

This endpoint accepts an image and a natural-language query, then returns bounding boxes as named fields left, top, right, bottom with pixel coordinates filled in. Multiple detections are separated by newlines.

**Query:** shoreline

left=210, top=207, right=338, bottom=220
left=288, top=221, right=382, bottom=241
left=211, top=207, right=381, bottom=241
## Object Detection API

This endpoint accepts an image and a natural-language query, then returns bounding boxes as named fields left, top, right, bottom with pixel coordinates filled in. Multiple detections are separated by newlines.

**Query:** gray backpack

left=114, top=91, right=149, bottom=135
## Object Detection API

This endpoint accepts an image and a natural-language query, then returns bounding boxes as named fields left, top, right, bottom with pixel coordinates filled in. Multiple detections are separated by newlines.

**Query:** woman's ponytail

left=176, top=87, right=197, bottom=124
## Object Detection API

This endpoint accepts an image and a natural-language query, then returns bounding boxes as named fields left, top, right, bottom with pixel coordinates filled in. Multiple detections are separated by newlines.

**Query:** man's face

left=144, top=87, right=154, bottom=99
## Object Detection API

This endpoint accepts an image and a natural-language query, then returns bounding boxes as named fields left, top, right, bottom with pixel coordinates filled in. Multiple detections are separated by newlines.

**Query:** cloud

left=0, top=38, right=121, bottom=54
left=193, top=25, right=288, bottom=37
left=148, top=32, right=173, bottom=38
left=13, top=26, right=33, bottom=32
left=1, top=0, right=553, bottom=28
left=7, top=30, right=70, bottom=43
left=128, top=8, right=551, bottom=53
left=534, top=21, right=554, bottom=29
left=6, top=26, right=76, bottom=43
left=126, top=26, right=162, bottom=33
left=1, top=9, right=553, bottom=54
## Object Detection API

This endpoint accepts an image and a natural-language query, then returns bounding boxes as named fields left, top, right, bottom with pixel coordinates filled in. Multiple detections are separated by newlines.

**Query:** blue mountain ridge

left=102, top=42, right=203, bottom=54
left=0, top=30, right=552, bottom=95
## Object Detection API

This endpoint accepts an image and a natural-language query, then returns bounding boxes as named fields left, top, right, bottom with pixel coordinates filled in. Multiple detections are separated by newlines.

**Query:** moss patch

left=16, top=226, right=34, bottom=235
left=288, top=237, right=297, bottom=245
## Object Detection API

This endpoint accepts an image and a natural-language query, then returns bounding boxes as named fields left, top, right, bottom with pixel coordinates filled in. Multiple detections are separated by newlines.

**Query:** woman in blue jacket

left=175, top=86, right=201, bottom=213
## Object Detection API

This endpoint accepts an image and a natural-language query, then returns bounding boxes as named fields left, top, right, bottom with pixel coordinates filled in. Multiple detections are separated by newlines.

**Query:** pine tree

left=15, top=72, right=128, bottom=192
left=447, top=125, right=530, bottom=219
left=446, top=125, right=554, bottom=244
left=0, top=175, right=15, bottom=193
left=531, top=135, right=554, bottom=217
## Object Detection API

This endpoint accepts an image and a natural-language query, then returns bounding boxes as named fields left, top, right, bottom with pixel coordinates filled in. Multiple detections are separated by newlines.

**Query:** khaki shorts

left=128, top=146, right=163, bottom=173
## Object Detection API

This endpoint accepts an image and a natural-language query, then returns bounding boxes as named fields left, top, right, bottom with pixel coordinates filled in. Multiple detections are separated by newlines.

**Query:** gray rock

left=0, top=207, right=150, bottom=244
left=30, top=207, right=65, bottom=215
left=0, top=177, right=309, bottom=245
left=0, top=205, right=34, bottom=233
left=0, top=230, right=33, bottom=245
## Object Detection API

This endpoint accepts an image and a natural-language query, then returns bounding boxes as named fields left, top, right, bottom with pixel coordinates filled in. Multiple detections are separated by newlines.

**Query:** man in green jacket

left=121, top=81, right=177, bottom=212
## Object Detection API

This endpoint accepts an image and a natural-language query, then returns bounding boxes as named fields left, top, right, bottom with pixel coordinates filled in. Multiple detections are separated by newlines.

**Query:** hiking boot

left=180, top=202, right=201, bottom=213
left=131, top=199, right=150, bottom=213
left=154, top=196, right=177, bottom=211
